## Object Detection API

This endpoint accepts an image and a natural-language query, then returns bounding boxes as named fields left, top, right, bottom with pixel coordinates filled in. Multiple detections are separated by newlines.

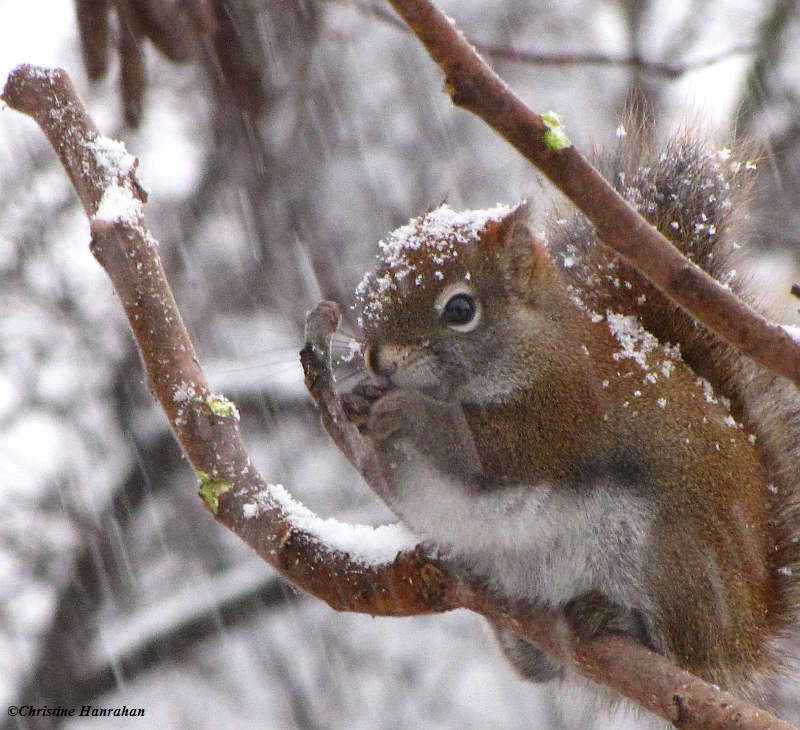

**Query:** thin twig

left=476, top=45, right=754, bottom=79
left=338, top=0, right=753, bottom=79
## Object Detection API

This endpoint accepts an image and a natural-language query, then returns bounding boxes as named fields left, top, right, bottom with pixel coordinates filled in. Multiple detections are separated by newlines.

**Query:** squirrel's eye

left=441, top=293, right=478, bottom=329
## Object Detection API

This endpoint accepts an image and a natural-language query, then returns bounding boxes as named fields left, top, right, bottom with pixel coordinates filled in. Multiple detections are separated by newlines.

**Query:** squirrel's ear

left=502, top=200, right=532, bottom=230
left=480, top=201, right=532, bottom=255
left=484, top=201, right=556, bottom=299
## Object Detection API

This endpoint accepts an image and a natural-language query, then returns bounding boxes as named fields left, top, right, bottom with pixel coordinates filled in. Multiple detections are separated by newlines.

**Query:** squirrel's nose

left=364, top=343, right=400, bottom=378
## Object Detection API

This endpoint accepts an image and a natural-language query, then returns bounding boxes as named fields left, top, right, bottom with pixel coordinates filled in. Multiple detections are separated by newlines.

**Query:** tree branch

left=384, top=0, right=800, bottom=391
left=341, top=0, right=753, bottom=79
left=3, top=62, right=797, bottom=730
left=0, top=62, right=447, bottom=617
left=71, top=574, right=300, bottom=707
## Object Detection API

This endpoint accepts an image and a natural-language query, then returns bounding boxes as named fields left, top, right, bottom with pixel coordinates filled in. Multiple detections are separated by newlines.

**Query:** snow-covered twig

left=0, top=63, right=446, bottom=616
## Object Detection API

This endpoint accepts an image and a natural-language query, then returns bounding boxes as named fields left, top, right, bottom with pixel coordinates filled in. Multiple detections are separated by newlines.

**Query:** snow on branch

left=3, top=62, right=797, bottom=730
left=384, top=0, right=800, bottom=391
left=1, top=64, right=444, bottom=611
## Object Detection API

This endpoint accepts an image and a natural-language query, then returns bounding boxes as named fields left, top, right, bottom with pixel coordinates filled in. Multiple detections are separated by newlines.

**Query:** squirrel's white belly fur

left=388, top=447, right=653, bottom=612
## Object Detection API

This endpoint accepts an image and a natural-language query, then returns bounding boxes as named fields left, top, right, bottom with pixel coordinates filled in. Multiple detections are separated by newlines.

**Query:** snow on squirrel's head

left=355, top=203, right=552, bottom=342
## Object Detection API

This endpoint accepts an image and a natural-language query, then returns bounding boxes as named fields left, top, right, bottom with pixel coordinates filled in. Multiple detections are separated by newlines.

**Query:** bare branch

left=476, top=45, right=755, bottom=78
left=3, top=62, right=798, bottom=730
left=341, top=0, right=753, bottom=79
left=72, top=575, right=300, bottom=706
left=383, top=0, right=800, bottom=391
left=1, top=62, right=451, bottom=619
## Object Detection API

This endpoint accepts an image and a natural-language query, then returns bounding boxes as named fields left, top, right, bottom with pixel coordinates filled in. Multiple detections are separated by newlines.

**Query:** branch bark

left=3, top=62, right=798, bottom=730
left=384, top=0, right=800, bottom=391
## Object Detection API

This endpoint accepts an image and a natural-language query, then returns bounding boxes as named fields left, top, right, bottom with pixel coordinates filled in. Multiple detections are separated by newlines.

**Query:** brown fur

left=548, top=131, right=800, bottom=697
left=353, top=132, right=800, bottom=709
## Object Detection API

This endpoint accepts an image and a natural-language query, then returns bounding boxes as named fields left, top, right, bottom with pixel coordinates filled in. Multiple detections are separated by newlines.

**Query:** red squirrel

left=340, top=134, right=800, bottom=717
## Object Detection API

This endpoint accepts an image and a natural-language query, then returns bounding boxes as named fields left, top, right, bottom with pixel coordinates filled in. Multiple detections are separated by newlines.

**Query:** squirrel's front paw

left=365, top=389, right=419, bottom=441
left=340, top=382, right=387, bottom=428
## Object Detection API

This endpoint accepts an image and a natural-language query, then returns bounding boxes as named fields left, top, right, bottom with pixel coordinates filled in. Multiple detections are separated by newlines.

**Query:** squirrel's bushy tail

left=549, top=128, right=800, bottom=678
left=551, top=131, right=753, bottom=389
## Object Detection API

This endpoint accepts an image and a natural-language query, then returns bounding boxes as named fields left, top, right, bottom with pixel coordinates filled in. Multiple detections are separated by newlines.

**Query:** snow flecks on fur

left=605, top=312, right=683, bottom=389
left=617, top=146, right=738, bottom=235
left=695, top=376, right=733, bottom=413
left=606, top=312, right=663, bottom=370
left=355, top=203, right=511, bottom=327
left=602, top=311, right=740, bottom=415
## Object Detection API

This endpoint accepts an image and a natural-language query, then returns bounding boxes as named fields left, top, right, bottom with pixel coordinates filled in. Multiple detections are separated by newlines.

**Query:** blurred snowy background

left=1, top=1, right=800, bottom=728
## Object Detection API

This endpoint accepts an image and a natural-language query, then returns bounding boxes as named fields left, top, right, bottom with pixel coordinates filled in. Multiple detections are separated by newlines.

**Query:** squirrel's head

left=354, top=203, right=575, bottom=402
